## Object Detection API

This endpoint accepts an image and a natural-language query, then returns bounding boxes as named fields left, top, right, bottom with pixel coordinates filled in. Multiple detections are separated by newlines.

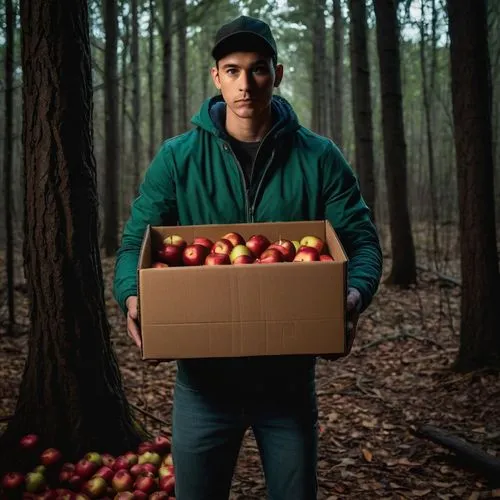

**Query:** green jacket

left=113, top=94, right=382, bottom=388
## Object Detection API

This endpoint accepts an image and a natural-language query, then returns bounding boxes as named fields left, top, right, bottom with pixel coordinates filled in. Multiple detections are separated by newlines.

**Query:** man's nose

left=238, top=70, right=253, bottom=91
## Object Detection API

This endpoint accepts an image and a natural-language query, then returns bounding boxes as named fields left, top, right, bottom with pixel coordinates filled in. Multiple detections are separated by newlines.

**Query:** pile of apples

left=152, top=231, right=334, bottom=268
left=1, top=433, right=175, bottom=499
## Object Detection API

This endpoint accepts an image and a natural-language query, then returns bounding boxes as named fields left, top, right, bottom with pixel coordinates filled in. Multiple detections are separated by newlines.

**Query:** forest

left=0, top=0, right=499, bottom=498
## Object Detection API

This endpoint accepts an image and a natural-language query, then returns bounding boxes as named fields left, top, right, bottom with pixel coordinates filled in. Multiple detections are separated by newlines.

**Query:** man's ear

left=274, top=63, right=284, bottom=88
left=211, top=66, right=221, bottom=90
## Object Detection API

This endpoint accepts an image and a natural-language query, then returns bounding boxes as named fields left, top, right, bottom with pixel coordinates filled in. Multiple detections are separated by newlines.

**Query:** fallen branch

left=417, top=265, right=461, bottom=287
left=130, top=403, right=169, bottom=428
left=411, top=424, right=500, bottom=485
left=359, top=331, right=443, bottom=351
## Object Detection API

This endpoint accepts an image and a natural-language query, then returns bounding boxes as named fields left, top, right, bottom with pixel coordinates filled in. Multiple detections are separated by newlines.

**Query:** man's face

left=211, top=51, right=283, bottom=120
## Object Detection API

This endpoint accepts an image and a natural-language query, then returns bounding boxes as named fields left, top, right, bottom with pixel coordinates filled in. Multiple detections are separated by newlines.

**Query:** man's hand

left=320, top=287, right=362, bottom=361
left=126, top=296, right=142, bottom=349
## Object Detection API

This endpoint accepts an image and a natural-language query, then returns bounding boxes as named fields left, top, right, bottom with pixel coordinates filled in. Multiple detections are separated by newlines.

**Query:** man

left=113, top=15, right=383, bottom=500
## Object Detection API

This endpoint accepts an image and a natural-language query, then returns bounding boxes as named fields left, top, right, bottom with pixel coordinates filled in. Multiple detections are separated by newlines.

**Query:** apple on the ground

left=134, top=473, right=157, bottom=494
left=246, top=234, right=270, bottom=257
left=157, top=244, right=183, bottom=266
left=101, top=453, right=115, bottom=467
left=163, top=234, right=186, bottom=249
left=159, top=475, right=176, bottom=494
left=320, top=254, right=334, bottom=261
left=158, top=465, right=175, bottom=479
left=112, top=470, right=134, bottom=492
left=1, top=471, right=24, bottom=491
left=222, top=232, right=246, bottom=247
left=162, top=454, right=173, bottom=467
left=75, top=458, right=99, bottom=479
left=256, top=248, right=284, bottom=263
left=133, top=491, right=149, bottom=500
left=40, top=447, right=63, bottom=467
left=94, top=465, right=114, bottom=482
left=293, top=246, right=320, bottom=262
left=19, top=434, right=39, bottom=450
left=150, top=492, right=170, bottom=499
left=25, top=472, right=46, bottom=494
left=153, top=435, right=171, bottom=454
left=58, top=463, right=76, bottom=483
left=112, top=455, right=131, bottom=471
left=182, top=244, right=209, bottom=266
left=229, top=244, right=252, bottom=263
left=82, top=476, right=107, bottom=499
left=138, top=451, right=162, bottom=466
left=137, top=441, right=156, bottom=454
left=84, top=451, right=102, bottom=467
left=299, top=235, right=324, bottom=253
left=205, top=252, right=230, bottom=265
left=192, top=237, right=213, bottom=251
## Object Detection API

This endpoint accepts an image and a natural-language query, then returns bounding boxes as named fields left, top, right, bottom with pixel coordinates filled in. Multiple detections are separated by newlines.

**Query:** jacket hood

left=191, top=94, right=300, bottom=141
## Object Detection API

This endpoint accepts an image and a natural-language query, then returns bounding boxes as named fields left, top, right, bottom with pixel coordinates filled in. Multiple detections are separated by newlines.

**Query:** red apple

left=152, top=261, right=169, bottom=269
left=192, top=236, right=213, bottom=251
left=58, top=463, right=76, bottom=483
left=299, top=235, right=324, bottom=253
left=229, top=244, right=252, bottom=263
left=153, top=435, right=171, bottom=454
left=156, top=244, right=183, bottom=266
left=75, top=459, right=99, bottom=479
left=269, top=239, right=296, bottom=261
left=134, top=473, right=157, bottom=494
left=114, top=493, right=135, bottom=500
left=130, top=463, right=145, bottom=477
left=25, top=472, right=46, bottom=494
left=256, top=248, right=284, bottom=263
left=246, top=234, right=270, bottom=257
left=133, top=491, right=149, bottom=500
left=233, top=254, right=255, bottom=265
left=68, top=474, right=83, bottom=491
left=137, top=441, right=156, bottom=454
left=159, top=475, right=175, bottom=494
left=112, top=456, right=130, bottom=471
left=40, top=447, right=63, bottom=467
left=1, top=471, right=24, bottom=491
left=204, top=252, right=230, bottom=265
left=142, top=463, right=158, bottom=475
left=94, top=465, right=114, bottom=483
left=293, top=246, right=320, bottom=262
left=53, top=489, right=73, bottom=499
left=158, top=465, right=174, bottom=479
left=112, top=470, right=134, bottom=492
left=212, top=238, right=233, bottom=255
left=149, top=492, right=169, bottom=499
left=82, top=476, right=107, bottom=499
left=319, top=254, right=334, bottom=261
left=19, top=434, right=39, bottom=450
left=163, top=234, right=186, bottom=249
left=222, top=232, right=246, bottom=247
left=101, top=453, right=115, bottom=468
left=182, top=244, right=209, bottom=266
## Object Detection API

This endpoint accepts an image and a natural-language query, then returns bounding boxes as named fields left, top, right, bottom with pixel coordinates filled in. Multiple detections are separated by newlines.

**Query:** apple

left=292, top=240, right=300, bottom=251
left=133, top=491, right=149, bottom=500
left=137, top=441, right=156, bottom=454
left=2, top=471, right=24, bottom=491
left=269, top=239, right=296, bottom=261
left=53, top=489, right=73, bottom=499
left=149, top=492, right=169, bottom=499
left=162, top=454, right=173, bottom=467
left=159, top=475, right=175, bottom=494
left=67, top=474, right=83, bottom=491
left=229, top=244, right=252, bottom=263
left=37, top=491, right=57, bottom=500
left=101, top=453, right=115, bottom=468
left=246, top=234, right=270, bottom=257
left=82, top=476, right=107, bottom=499
left=299, top=235, right=324, bottom=253
left=138, top=451, right=162, bottom=466
left=123, top=452, right=138, bottom=466
left=19, top=434, right=39, bottom=450
left=212, top=238, right=233, bottom=256
left=156, top=244, right=183, bottom=266
left=58, top=463, right=75, bottom=483
left=158, top=465, right=174, bottom=479
left=33, top=465, right=46, bottom=474
left=130, top=463, right=145, bottom=477
left=84, top=451, right=102, bottom=467
left=114, top=493, right=135, bottom=500
left=320, top=254, right=334, bottom=262
left=222, top=232, right=245, bottom=247
left=152, top=261, right=169, bottom=269
left=192, top=237, right=213, bottom=251
left=40, top=447, right=63, bottom=467
left=204, top=252, right=230, bottom=265
left=233, top=254, right=255, bottom=264
left=25, top=471, right=46, bottom=493
left=163, top=234, right=186, bottom=250
left=134, top=473, right=157, bottom=494
left=112, top=470, right=134, bottom=492
left=293, top=246, right=320, bottom=262
left=94, top=465, right=114, bottom=483
left=256, top=248, right=284, bottom=264
left=182, top=244, right=209, bottom=266
left=153, top=435, right=171, bottom=454
left=75, top=459, right=99, bottom=479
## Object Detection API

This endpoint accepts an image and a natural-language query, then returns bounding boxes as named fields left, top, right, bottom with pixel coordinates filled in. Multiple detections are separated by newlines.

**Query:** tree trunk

left=332, top=0, right=344, bottom=148
left=448, top=0, right=500, bottom=371
left=0, top=0, right=147, bottom=472
left=311, top=0, right=326, bottom=134
left=348, top=0, right=376, bottom=217
left=374, top=0, right=417, bottom=285
left=148, top=0, right=156, bottom=160
left=120, top=1, right=130, bottom=219
left=162, top=0, right=173, bottom=139
left=131, top=0, right=141, bottom=189
left=3, top=0, right=15, bottom=335
left=103, top=0, right=120, bottom=256
left=176, top=0, right=188, bottom=133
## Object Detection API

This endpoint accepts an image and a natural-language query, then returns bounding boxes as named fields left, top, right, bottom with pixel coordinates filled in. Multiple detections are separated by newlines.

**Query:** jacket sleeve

left=322, top=142, right=383, bottom=313
left=113, top=143, right=178, bottom=315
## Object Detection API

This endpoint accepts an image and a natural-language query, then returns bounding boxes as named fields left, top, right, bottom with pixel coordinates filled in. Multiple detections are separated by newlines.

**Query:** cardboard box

left=137, top=220, right=348, bottom=360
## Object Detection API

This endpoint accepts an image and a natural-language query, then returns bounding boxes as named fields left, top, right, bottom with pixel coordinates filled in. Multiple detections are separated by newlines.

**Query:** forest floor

left=1, top=224, right=500, bottom=499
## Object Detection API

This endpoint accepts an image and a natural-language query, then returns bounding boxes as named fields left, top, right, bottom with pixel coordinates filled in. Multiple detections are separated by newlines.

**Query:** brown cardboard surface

left=137, top=220, right=347, bottom=360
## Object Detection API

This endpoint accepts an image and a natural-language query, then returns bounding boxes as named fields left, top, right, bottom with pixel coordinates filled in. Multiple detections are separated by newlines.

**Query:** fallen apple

left=101, top=453, right=115, bottom=468
left=84, top=451, right=102, bottom=467
left=112, top=455, right=131, bottom=471
left=222, top=232, right=246, bottom=247
left=158, top=465, right=175, bottom=479
left=82, top=476, right=107, bottom=499
left=40, top=447, right=63, bottom=467
left=162, top=454, right=173, bottom=467
left=19, top=434, right=39, bottom=450
left=299, top=235, right=324, bottom=253
left=246, top=234, right=270, bottom=258
left=212, top=238, right=233, bottom=256
left=293, top=246, right=320, bottom=262
left=153, top=435, right=171, bottom=455
left=130, top=463, right=145, bottom=477
left=149, top=492, right=170, bottom=499
left=25, top=471, right=46, bottom=494
left=138, top=451, right=162, bottom=466
left=156, top=244, right=183, bottom=266
left=114, top=493, right=135, bottom=500
left=75, top=458, right=99, bottom=479
left=137, top=441, right=156, bottom=455
left=68, top=474, right=83, bottom=491
left=205, top=252, right=230, bottom=265
left=94, top=465, right=114, bottom=482
left=319, top=254, right=334, bottom=261
left=229, top=244, right=252, bottom=263
left=192, top=237, right=213, bottom=251
left=134, top=473, right=157, bottom=494
left=112, top=470, right=134, bottom=492
left=142, top=463, right=158, bottom=475
left=256, top=248, right=284, bottom=263
left=132, top=491, right=149, bottom=500
left=1, top=471, right=24, bottom=491
left=163, top=234, right=186, bottom=249
left=58, top=463, right=76, bottom=483
left=233, top=254, right=255, bottom=265
left=159, top=475, right=175, bottom=494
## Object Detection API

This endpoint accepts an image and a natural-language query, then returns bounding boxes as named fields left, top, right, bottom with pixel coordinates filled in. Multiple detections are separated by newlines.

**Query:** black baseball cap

left=211, top=15, right=278, bottom=64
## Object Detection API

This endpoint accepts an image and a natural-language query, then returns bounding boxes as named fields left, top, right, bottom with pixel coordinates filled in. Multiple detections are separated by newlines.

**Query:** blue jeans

left=171, top=373, right=319, bottom=500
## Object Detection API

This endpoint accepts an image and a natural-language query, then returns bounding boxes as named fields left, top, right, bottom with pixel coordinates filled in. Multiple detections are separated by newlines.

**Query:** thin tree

left=448, top=0, right=500, bottom=371
left=0, top=0, right=147, bottom=471
left=162, top=0, right=173, bottom=139
left=332, top=0, right=344, bottom=148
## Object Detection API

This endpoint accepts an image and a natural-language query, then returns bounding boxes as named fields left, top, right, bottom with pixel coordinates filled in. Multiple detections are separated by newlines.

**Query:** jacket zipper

left=251, top=149, right=276, bottom=222
left=224, top=143, right=251, bottom=222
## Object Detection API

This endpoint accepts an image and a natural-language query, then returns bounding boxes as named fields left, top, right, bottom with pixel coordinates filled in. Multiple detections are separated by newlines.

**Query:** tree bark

left=131, top=0, right=141, bottom=189
left=448, top=0, right=500, bottom=371
left=149, top=0, right=156, bottom=160
left=3, top=0, right=15, bottom=335
left=374, top=0, right=417, bottom=285
left=176, top=0, right=188, bottom=133
left=332, top=0, right=344, bottom=148
left=0, top=0, right=147, bottom=472
left=103, top=0, right=120, bottom=256
left=162, top=0, right=173, bottom=139
left=348, top=0, right=376, bottom=217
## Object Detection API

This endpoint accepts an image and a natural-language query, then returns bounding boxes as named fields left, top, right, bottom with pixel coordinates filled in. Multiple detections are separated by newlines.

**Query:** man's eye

left=227, top=68, right=238, bottom=75
left=254, top=67, right=268, bottom=74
